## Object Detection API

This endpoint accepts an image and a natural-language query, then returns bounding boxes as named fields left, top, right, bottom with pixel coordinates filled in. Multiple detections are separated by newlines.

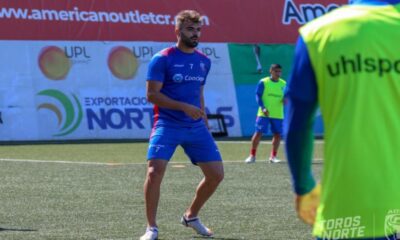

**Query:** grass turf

left=0, top=141, right=323, bottom=239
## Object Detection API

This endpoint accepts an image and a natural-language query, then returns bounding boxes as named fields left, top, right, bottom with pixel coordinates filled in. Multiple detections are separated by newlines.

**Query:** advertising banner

left=0, top=41, right=241, bottom=140
left=1, top=0, right=346, bottom=43
left=0, top=0, right=341, bottom=140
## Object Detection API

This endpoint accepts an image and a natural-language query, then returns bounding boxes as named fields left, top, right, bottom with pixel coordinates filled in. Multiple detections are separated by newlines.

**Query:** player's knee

left=146, top=166, right=164, bottom=182
left=216, top=171, right=224, bottom=183
left=216, top=172, right=224, bottom=183
left=208, top=171, right=224, bottom=185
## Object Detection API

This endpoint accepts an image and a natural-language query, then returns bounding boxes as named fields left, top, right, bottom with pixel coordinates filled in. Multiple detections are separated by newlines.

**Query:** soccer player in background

left=253, top=44, right=263, bottom=74
left=285, top=0, right=400, bottom=239
left=245, top=64, right=286, bottom=163
left=140, top=10, right=224, bottom=240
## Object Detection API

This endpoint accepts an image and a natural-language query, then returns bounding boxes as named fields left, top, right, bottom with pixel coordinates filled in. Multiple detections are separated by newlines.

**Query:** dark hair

left=270, top=64, right=282, bottom=70
left=175, top=10, right=202, bottom=30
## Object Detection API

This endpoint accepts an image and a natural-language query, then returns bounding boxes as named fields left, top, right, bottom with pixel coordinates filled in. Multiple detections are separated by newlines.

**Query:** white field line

left=0, top=158, right=119, bottom=165
left=0, top=158, right=323, bottom=166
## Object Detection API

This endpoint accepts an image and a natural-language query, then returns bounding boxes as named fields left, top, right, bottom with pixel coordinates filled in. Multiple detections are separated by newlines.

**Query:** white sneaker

left=181, top=215, right=213, bottom=237
left=140, top=227, right=158, bottom=240
left=269, top=156, right=281, bottom=163
left=245, top=155, right=256, bottom=163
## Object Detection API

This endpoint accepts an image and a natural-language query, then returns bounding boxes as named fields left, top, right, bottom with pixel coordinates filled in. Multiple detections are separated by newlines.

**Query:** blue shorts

left=147, top=125, right=222, bottom=165
left=255, top=116, right=283, bottom=135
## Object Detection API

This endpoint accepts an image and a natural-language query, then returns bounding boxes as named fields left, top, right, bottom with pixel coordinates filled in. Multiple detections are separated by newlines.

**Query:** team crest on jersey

left=172, top=73, right=184, bottom=83
left=385, top=209, right=400, bottom=239
left=200, top=61, right=207, bottom=73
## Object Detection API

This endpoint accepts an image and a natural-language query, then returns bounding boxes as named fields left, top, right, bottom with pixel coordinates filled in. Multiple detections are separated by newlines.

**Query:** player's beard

left=181, top=32, right=199, bottom=48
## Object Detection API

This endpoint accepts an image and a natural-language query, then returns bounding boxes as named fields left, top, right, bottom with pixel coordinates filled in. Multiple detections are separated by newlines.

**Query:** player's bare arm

left=146, top=81, right=205, bottom=120
left=200, top=86, right=209, bottom=127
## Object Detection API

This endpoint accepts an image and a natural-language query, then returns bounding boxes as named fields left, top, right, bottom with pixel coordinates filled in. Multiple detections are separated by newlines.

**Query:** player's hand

left=262, top=108, right=269, bottom=117
left=296, top=183, right=321, bottom=225
left=182, top=104, right=205, bottom=120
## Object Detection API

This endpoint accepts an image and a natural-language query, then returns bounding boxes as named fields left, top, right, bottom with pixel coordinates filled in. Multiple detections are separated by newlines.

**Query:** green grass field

left=0, top=141, right=323, bottom=240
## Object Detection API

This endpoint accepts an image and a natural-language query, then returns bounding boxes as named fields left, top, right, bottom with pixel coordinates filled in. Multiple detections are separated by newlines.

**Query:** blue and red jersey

left=147, top=46, right=211, bottom=128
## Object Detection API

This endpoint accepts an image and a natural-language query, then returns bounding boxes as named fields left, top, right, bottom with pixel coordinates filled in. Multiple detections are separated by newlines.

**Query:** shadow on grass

left=0, top=227, right=37, bottom=232
left=191, top=237, right=243, bottom=240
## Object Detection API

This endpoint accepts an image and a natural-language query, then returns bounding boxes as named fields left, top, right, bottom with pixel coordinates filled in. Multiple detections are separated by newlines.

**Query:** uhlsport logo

left=385, top=209, right=400, bottom=239
left=37, top=89, right=83, bottom=136
left=108, top=46, right=139, bottom=80
left=38, top=46, right=71, bottom=80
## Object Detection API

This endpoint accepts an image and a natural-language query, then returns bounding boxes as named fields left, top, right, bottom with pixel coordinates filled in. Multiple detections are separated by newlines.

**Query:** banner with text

left=1, top=0, right=346, bottom=43
left=0, top=41, right=241, bottom=140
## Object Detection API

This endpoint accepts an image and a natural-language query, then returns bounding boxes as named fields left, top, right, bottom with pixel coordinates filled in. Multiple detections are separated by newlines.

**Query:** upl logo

left=108, top=46, right=139, bottom=80
left=38, top=45, right=91, bottom=80
left=37, top=89, right=83, bottom=136
left=38, top=46, right=71, bottom=80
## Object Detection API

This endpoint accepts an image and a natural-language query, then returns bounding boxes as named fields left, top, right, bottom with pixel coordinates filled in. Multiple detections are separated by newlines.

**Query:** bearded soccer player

left=285, top=0, right=400, bottom=239
left=140, top=10, right=224, bottom=240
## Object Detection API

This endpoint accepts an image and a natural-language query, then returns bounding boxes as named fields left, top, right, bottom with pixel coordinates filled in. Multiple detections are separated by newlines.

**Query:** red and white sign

left=0, top=0, right=346, bottom=43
